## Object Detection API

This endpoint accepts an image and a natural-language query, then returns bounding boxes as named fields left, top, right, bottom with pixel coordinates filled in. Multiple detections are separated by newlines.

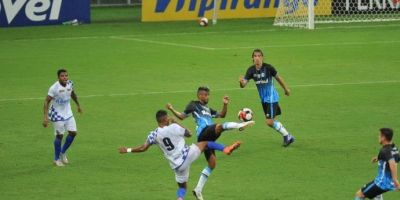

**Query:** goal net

left=274, top=0, right=400, bottom=29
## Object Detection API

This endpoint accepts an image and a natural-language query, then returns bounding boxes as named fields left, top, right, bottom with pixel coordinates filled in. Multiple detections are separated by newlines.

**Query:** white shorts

left=174, top=144, right=201, bottom=183
left=52, top=117, right=77, bottom=135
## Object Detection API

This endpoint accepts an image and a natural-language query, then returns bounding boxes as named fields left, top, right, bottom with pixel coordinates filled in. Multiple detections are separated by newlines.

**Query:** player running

left=118, top=110, right=241, bottom=200
left=166, top=86, right=254, bottom=200
left=43, top=69, right=82, bottom=167
left=239, top=49, right=295, bottom=147
left=355, top=128, right=400, bottom=200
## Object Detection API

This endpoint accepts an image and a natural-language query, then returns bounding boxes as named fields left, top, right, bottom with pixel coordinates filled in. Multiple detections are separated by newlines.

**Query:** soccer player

left=239, top=49, right=295, bottom=147
left=166, top=86, right=254, bottom=200
left=355, top=128, right=400, bottom=200
left=43, top=69, right=82, bottom=167
left=119, top=110, right=241, bottom=200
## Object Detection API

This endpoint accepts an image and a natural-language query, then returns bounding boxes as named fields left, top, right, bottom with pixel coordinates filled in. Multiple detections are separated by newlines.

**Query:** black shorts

left=262, top=102, right=281, bottom=119
left=197, top=124, right=221, bottom=161
left=361, top=181, right=388, bottom=199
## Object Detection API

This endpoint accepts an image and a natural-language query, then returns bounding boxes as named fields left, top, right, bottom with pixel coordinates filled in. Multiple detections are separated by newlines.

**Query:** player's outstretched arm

left=43, top=95, right=52, bottom=128
left=219, top=96, right=229, bottom=118
left=275, top=75, right=291, bottom=96
left=388, top=160, right=400, bottom=190
left=71, top=91, right=82, bottom=114
left=166, top=103, right=187, bottom=120
left=239, top=76, right=248, bottom=88
left=119, top=143, right=151, bottom=154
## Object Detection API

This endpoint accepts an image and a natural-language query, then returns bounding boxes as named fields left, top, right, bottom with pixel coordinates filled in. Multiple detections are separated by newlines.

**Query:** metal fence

left=91, top=0, right=142, bottom=7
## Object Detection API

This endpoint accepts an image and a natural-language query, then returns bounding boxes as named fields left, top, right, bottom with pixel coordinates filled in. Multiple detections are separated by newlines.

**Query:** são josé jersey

left=47, top=80, right=74, bottom=122
left=146, top=123, right=189, bottom=169
left=374, top=144, right=400, bottom=190
left=183, top=101, right=219, bottom=136
left=244, top=63, right=279, bottom=103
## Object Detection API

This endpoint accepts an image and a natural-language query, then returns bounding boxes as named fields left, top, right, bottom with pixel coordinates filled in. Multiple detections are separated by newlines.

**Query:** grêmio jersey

left=183, top=101, right=219, bottom=137
left=146, top=123, right=189, bottom=170
left=244, top=63, right=279, bottom=103
left=47, top=80, right=74, bottom=122
left=374, top=144, right=400, bottom=190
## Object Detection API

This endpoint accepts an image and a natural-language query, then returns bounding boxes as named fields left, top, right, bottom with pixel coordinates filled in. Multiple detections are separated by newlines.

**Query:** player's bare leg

left=354, top=189, right=365, bottom=200
left=60, top=131, right=77, bottom=164
left=266, top=118, right=294, bottom=147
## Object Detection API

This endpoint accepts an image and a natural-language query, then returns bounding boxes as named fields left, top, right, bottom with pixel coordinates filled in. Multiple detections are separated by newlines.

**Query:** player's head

left=156, top=109, right=169, bottom=125
left=379, top=128, right=394, bottom=144
left=197, top=86, right=210, bottom=104
left=57, top=69, right=68, bottom=85
left=252, top=49, right=264, bottom=66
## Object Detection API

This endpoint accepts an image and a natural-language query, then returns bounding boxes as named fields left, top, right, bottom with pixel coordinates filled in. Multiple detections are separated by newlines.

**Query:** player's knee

left=55, top=134, right=63, bottom=140
left=266, top=119, right=274, bottom=127
left=69, top=131, right=77, bottom=137
left=355, top=190, right=364, bottom=198
left=215, top=124, right=223, bottom=134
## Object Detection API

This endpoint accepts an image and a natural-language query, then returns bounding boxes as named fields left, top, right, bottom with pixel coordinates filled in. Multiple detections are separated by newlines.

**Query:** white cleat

left=53, top=159, right=65, bottom=167
left=60, top=153, right=69, bottom=164
left=238, top=120, right=255, bottom=131
left=192, top=189, right=204, bottom=200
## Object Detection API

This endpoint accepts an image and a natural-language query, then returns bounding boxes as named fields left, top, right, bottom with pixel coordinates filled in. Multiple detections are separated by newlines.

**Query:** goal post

left=274, top=0, right=400, bottom=29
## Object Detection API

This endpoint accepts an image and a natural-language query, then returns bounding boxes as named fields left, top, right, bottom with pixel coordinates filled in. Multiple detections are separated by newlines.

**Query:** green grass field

left=1, top=7, right=400, bottom=200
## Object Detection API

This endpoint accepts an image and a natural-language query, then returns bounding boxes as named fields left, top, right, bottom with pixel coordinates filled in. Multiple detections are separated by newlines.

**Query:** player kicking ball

left=43, top=69, right=82, bottom=167
left=355, top=128, right=400, bottom=200
left=239, top=49, right=295, bottom=147
left=166, top=86, right=254, bottom=200
left=118, top=110, right=241, bottom=200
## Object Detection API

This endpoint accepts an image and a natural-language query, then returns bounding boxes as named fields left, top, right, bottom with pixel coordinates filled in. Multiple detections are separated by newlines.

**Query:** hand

left=42, top=118, right=49, bottom=128
left=371, top=156, right=378, bottom=163
left=166, top=103, right=173, bottom=110
left=119, top=147, right=128, bottom=154
left=394, top=179, right=400, bottom=190
left=77, top=106, right=83, bottom=114
left=284, top=88, right=291, bottom=96
left=239, top=76, right=246, bottom=84
left=223, top=96, right=229, bottom=105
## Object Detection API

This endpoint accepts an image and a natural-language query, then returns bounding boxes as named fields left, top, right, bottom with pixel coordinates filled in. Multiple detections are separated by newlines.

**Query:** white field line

left=214, top=40, right=400, bottom=50
left=1, top=23, right=400, bottom=42
left=109, top=36, right=216, bottom=50
left=1, top=80, right=399, bottom=102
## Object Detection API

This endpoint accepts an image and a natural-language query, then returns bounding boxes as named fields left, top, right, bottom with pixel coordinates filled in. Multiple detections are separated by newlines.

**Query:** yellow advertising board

left=142, top=0, right=331, bottom=22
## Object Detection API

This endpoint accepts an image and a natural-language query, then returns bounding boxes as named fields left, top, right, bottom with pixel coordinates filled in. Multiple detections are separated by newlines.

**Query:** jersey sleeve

left=244, top=67, right=253, bottom=81
left=381, top=148, right=394, bottom=162
left=47, top=85, right=56, bottom=98
left=269, top=65, right=278, bottom=77
left=210, top=108, right=219, bottom=118
left=171, top=123, right=186, bottom=137
left=146, top=131, right=158, bottom=145
left=183, top=101, right=195, bottom=116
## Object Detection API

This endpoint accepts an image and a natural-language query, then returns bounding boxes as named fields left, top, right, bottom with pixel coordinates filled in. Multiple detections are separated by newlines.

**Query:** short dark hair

left=197, top=86, right=210, bottom=93
left=380, top=128, right=394, bottom=141
left=252, top=49, right=264, bottom=57
left=57, top=69, right=67, bottom=77
left=156, top=110, right=168, bottom=123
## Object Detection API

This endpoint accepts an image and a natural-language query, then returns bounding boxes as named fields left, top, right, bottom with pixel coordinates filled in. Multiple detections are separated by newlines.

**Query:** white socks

left=222, top=122, right=241, bottom=130
left=195, top=167, right=213, bottom=192
left=272, top=121, right=289, bottom=136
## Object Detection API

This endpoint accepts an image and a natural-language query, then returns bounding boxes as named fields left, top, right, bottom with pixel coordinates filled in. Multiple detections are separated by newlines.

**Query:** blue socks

left=54, top=137, right=62, bottom=160
left=207, top=142, right=225, bottom=151
left=176, top=187, right=186, bottom=199
left=61, top=135, right=75, bottom=154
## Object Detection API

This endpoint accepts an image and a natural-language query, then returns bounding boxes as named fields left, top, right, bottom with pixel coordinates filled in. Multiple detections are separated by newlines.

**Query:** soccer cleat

left=283, top=135, right=295, bottom=147
left=238, top=121, right=255, bottom=131
left=223, top=141, right=241, bottom=155
left=53, top=159, right=65, bottom=167
left=60, top=153, right=69, bottom=164
left=192, top=189, right=204, bottom=200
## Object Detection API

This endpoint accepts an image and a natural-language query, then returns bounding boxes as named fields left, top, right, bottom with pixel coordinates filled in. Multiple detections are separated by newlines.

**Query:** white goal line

left=0, top=80, right=399, bottom=102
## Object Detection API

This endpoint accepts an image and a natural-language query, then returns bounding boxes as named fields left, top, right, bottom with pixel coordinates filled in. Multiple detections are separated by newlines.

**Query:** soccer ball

left=199, top=17, right=208, bottom=27
left=238, top=108, right=253, bottom=122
